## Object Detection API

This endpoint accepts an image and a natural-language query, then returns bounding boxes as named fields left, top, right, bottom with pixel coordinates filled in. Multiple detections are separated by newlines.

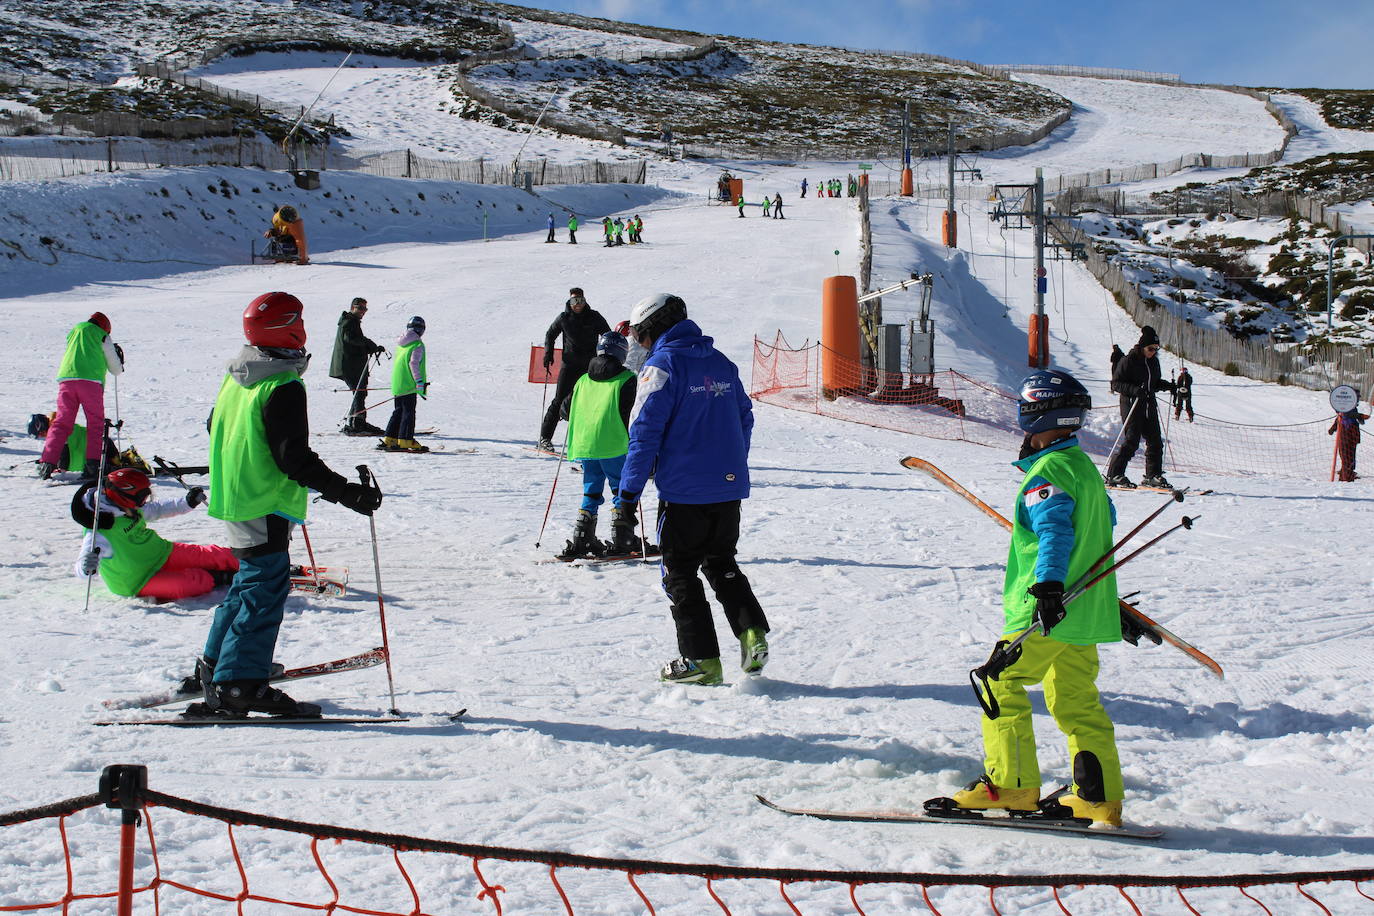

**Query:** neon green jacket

left=208, top=370, right=309, bottom=523
left=567, top=369, right=634, bottom=460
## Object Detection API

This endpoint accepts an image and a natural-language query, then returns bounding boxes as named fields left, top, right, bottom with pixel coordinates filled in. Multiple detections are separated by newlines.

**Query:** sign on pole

left=1330, top=385, right=1359, bottom=414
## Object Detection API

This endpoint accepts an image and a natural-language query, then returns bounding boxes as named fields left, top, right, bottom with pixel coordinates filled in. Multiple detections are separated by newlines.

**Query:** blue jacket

left=621, top=319, right=753, bottom=504
left=1011, top=436, right=1117, bottom=585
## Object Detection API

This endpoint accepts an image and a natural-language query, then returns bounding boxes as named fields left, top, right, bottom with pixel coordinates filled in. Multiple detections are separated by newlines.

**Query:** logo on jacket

left=689, top=377, right=732, bottom=397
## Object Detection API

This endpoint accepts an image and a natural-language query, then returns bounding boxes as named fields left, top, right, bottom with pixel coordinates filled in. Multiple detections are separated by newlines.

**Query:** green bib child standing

left=567, top=369, right=634, bottom=460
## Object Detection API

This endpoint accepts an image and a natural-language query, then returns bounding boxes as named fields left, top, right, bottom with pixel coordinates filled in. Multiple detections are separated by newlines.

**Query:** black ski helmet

left=28, top=413, right=51, bottom=438
left=596, top=331, right=629, bottom=363
left=628, top=293, right=686, bottom=342
left=407, top=315, right=426, bottom=336
left=1017, top=368, right=1091, bottom=435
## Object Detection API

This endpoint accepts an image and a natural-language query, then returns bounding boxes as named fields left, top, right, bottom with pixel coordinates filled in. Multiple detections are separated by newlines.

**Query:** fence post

left=99, top=764, right=148, bottom=916
left=107, top=137, right=114, bottom=173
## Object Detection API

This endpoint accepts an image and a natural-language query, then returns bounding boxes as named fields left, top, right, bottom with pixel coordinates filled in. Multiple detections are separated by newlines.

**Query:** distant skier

left=1329, top=401, right=1368, bottom=482
left=737, top=195, right=745, bottom=218
left=929, top=369, right=1134, bottom=828
left=1105, top=326, right=1175, bottom=489
left=330, top=297, right=386, bottom=436
left=772, top=195, right=784, bottom=219
left=567, top=212, right=579, bottom=244
left=617, top=293, right=769, bottom=685
left=1108, top=344, right=1124, bottom=393
left=539, top=289, right=610, bottom=451
left=800, top=177, right=808, bottom=198
left=380, top=316, right=429, bottom=453
left=200, top=291, right=383, bottom=717
left=613, top=217, right=626, bottom=246
left=37, top=312, right=124, bottom=481
left=556, top=331, right=648, bottom=560
left=761, top=195, right=772, bottom=218
left=545, top=212, right=557, bottom=243
left=602, top=217, right=614, bottom=247
left=73, top=469, right=238, bottom=602
left=1172, top=367, right=1194, bottom=422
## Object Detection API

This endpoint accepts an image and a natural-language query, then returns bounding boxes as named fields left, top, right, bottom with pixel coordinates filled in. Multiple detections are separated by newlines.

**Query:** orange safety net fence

left=4, top=771, right=1374, bottom=915
left=752, top=333, right=1339, bottom=481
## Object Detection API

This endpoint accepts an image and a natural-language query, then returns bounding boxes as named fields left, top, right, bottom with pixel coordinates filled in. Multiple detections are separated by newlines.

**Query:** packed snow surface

left=3, top=59, right=1374, bottom=915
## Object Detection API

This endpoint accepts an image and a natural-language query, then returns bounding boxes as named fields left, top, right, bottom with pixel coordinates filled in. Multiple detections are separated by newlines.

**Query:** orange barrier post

left=1028, top=314, right=1049, bottom=367
left=900, top=168, right=913, bottom=196
left=727, top=178, right=743, bottom=205
left=941, top=210, right=957, bottom=247
left=821, top=276, right=859, bottom=399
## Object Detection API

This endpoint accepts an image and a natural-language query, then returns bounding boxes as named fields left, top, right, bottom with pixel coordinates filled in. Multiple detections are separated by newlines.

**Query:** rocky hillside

left=0, top=0, right=1067, bottom=156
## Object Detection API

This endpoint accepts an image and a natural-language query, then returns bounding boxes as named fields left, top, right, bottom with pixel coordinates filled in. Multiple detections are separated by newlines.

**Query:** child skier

left=567, top=213, right=579, bottom=244
left=928, top=369, right=1130, bottom=827
left=37, top=313, right=124, bottom=481
left=1329, top=401, right=1368, bottom=482
left=556, top=332, right=651, bottom=560
left=761, top=196, right=772, bottom=218
left=381, top=316, right=429, bottom=453
left=73, top=468, right=239, bottom=602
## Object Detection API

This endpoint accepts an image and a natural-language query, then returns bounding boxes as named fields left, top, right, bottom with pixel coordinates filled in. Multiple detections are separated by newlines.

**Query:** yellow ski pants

left=980, top=630, right=1124, bottom=801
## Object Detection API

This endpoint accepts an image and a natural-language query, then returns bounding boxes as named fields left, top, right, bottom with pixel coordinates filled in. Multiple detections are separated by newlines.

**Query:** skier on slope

left=567, top=212, right=579, bottom=245
left=616, top=293, right=769, bottom=685
left=72, top=468, right=239, bottom=602
left=538, top=288, right=610, bottom=451
left=330, top=297, right=387, bottom=436
left=1172, top=366, right=1195, bottom=422
left=930, top=369, right=1141, bottom=827
left=197, top=291, right=382, bottom=717
left=36, top=312, right=124, bottom=481
left=545, top=212, right=557, bottom=243
left=1105, top=325, right=1175, bottom=489
left=380, top=316, right=429, bottom=453
left=556, top=331, right=652, bottom=560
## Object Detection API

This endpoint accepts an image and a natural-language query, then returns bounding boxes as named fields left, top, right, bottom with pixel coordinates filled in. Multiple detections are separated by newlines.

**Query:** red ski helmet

left=243, top=292, right=306, bottom=348
left=89, top=312, right=111, bottom=333
left=103, top=468, right=152, bottom=511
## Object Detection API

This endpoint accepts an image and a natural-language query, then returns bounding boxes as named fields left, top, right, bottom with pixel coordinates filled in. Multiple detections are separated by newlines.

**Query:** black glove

left=186, top=486, right=207, bottom=508
left=334, top=482, right=383, bottom=516
left=113, top=342, right=125, bottom=366
left=371, top=343, right=385, bottom=356
left=1028, top=580, right=1066, bottom=635
left=543, top=354, right=554, bottom=370
left=615, top=489, right=641, bottom=511
left=80, top=548, right=100, bottom=576
left=1120, top=609, right=1162, bottom=646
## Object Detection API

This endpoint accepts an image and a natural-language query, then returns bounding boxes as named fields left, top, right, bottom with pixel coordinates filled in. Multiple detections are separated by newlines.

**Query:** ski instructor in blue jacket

left=617, top=294, right=770, bottom=686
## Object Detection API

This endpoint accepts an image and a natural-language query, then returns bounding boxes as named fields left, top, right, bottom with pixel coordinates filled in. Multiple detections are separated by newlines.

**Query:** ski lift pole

left=356, top=465, right=399, bottom=715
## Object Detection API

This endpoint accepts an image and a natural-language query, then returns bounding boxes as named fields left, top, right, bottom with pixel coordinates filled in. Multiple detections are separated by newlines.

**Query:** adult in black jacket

left=329, top=298, right=385, bottom=434
left=538, top=288, right=610, bottom=450
left=1105, top=325, right=1175, bottom=489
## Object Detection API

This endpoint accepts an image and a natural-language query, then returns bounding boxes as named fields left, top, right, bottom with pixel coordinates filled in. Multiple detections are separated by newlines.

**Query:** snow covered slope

left=3, top=49, right=1374, bottom=916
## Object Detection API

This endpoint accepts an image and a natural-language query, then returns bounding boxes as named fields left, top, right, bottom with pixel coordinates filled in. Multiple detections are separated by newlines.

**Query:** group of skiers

left=799, top=176, right=857, bottom=198
left=601, top=215, right=645, bottom=246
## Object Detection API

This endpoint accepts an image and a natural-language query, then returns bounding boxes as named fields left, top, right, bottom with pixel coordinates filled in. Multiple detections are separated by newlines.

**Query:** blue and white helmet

left=596, top=330, right=629, bottom=363
left=1018, top=368, right=1091, bottom=434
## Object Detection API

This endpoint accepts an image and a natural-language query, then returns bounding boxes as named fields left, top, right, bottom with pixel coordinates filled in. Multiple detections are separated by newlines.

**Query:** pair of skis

left=900, top=457, right=1223, bottom=679
left=290, top=564, right=348, bottom=597
left=96, top=646, right=407, bottom=725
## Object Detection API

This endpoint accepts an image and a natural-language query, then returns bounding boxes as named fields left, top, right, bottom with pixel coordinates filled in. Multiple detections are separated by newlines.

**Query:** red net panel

left=528, top=345, right=563, bottom=383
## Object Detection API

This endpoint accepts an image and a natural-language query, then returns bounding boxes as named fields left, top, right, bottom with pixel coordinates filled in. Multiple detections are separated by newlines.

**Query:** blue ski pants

left=203, top=551, right=291, bottom=683
left=580, top=455, right=626, bottom=513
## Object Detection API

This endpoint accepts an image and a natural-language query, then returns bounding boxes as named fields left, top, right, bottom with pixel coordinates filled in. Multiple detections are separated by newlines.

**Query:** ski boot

left=924, top=775, right=1040, bottom=817
left=35, top=461, right=54, bottom=480
left=1038, top=787, right=1123, bottom=827
left=739, top=627, right=769, bottom=675
left=80, top=458, right=101, bottom=481
left=180, top=657, right=282, bottom=696
left=210, top=568, right=238, bottom=588
left=537, top=437, right=556, bottom=453
left=556, top=510, right=605, bottom=561
left=396, top=438, right=430, bottom=453
left=608, top=505, right=655, bottom=556
left=1140, top=475, right=1173, bottom=489
left=214, top=680, right=321, bottom=718
left=377, top=437, right=401, bottom=451
left=1104, top=474, right=1136, bottom=489
left=353, top=420, right=385, bottom=436
left=659, top=656, right=724, bottom=686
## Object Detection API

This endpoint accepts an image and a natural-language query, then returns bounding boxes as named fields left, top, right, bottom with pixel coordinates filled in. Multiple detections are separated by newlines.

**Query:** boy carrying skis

left=928, top=369, right=1137, bottom=827
left=556, top=332, right=653, bottom=560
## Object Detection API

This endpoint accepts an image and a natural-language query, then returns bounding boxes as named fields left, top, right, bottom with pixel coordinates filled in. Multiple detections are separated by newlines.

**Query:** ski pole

left=1106, top=394, right=1140, bottom=469
left=539, top=363, right=552, bottom=430
left=356, top=465, right=399, bottom=715
left=83, top=419, right=114, bottom=613
left=971, top=513, right=1200, bottom=719
left=1071, top=489, right=1184, bottom=592
left=637, top=499, right=651, bottom=564
left=112, top=374, right=123, bottom=451
left=533, top=440, right=566, bottom=549
left=349, top=395, right=397, bottom=420
left=299, top=524, right=324, bottom=593
left=331, top=387, right=388, bottom=393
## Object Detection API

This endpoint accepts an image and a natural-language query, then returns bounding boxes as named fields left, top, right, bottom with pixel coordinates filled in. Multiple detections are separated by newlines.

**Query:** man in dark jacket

left=329, top=298, right=385, bottom=435
left=1105, top=325, right=1175, bottom=489
left=1172, top=367, right=1194, bottom=422
left=538, top=288, right=610, bottom=451
left=617, top=293, right=769, bottom=686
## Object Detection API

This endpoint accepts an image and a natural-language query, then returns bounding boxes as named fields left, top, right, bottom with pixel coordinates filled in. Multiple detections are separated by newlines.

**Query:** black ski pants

left=345, top=367, right=370, bottom=427
left=385, top=393, right=417, bottom=441
left=540, top=360, right=588, bottom=442
left=655, top=499, right=768, bottom=660
left=1106, top=396, right=1163, bottom=479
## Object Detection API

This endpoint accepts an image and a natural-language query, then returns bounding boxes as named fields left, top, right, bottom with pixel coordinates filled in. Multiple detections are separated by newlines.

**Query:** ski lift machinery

left=857, top=273, right=936, bottom=388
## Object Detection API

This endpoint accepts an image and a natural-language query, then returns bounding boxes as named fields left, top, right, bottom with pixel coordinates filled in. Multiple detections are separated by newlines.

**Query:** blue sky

left=513, top=1, right=1374, bottom=89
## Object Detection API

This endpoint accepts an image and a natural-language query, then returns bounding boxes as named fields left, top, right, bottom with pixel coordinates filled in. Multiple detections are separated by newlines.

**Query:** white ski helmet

left=628, top=293, right=686, bottom=341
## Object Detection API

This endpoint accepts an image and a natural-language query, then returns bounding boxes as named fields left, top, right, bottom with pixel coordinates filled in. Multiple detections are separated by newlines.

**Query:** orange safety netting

left=4, top=778, right=1374, bottom=915
left=527, top=345, right=563, bottom=383
left=751, top=333, right=1339, bottom=481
